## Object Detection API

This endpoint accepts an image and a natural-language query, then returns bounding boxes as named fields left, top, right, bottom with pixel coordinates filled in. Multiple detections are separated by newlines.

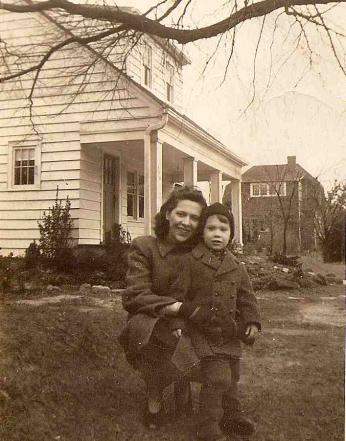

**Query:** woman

left=119, top=186, right=207, bottom=428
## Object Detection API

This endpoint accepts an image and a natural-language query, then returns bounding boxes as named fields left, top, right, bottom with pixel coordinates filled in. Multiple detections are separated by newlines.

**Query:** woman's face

left=166, top=199, right=202, bottom=243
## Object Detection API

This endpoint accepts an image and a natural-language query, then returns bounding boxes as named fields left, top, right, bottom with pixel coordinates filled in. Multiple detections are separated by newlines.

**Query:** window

left=165, top=61, right=174, bottom=102
left=14, top=148, right=35, bottom=185
left=103, top=156, right=115, bottom=185
left=8, top=141, right=41, bottom=189
left=138, top=174, right=144, bottom=218
left=250, top=182, right=286, bottom=197
left=127, top=171, right=145, bottom=218
left=142, top=43, right=152, bottom=88
left=252, top=183, right=260, bottom=196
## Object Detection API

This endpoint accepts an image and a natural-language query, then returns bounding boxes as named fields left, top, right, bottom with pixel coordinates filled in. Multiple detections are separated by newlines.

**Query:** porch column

left=231, top=179, right=243, bottom=245
left=210, top=171, right=223, bottom=203
left=183, top=158, right=198, bottom=187
left=144, top=135, right=163, bottom=235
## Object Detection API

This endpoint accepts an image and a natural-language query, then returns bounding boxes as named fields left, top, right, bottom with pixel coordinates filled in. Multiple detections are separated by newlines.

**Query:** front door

left=103, top=154, right=119, bottom=243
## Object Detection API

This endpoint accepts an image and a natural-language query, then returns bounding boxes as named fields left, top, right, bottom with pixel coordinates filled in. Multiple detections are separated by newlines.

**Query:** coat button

left=215, top=292, right=219, bottom=296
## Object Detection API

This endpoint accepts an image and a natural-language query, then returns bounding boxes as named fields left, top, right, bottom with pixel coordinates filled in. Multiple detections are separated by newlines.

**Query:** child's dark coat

left=173, top=242, right=261, bottom=360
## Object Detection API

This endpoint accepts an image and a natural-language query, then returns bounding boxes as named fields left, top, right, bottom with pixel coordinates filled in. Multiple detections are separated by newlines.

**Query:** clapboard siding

left=0, top=9, right=188, bottom=254
left=0, top=108, right=155, bottom=129
left=127, top=220, right=145, bottom=239
left=1, top=93, right=138, bottom=111
left=0, top=207, right=80, bottom=220
left=41, top=170, right=80, bottom=181
left=0, top=199, right=79, bottom=210
left=42, top=151, right=80, bottom=162
left=0, top=189, right=79, bottom=201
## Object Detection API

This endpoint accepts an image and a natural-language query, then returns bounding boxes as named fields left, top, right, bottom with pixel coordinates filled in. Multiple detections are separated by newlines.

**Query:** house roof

left=40, top=8, right=246, bottom=168
left=242, top=163, right=317, bottom=183
left=118, top=6, right=191, bottom=66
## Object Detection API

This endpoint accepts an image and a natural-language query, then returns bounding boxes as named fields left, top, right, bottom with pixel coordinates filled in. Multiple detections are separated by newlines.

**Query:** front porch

left=79, top=109, right=246, bottom=245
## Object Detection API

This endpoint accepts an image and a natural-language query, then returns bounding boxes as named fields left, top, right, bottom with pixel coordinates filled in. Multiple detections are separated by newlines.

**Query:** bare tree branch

left=0, top=24, right=126, bottom=82
left=243, top=15, right=266, bottom=113
left=1, top=0, right=345, bottom=44
left=313, top=5, right=346, bottom=74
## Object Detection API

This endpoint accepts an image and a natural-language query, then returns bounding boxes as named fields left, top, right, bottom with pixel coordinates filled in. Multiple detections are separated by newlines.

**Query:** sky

left=122, top=1, right=346, bottom=190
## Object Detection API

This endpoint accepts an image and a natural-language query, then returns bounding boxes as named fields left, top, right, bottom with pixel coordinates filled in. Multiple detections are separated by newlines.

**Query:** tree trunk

left=282, top=222, right=288, bottom=256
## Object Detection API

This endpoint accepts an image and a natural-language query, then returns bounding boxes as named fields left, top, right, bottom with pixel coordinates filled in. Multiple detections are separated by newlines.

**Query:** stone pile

left=238, top=254, right=343, bottom=292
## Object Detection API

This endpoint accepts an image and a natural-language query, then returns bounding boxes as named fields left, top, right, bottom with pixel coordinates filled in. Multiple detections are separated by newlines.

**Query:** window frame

left=142, top=43, right=152, bottom=89
left=7, top=140, right=41, bottom=190
left=250, top=182, right=286, bottom=197
left=165, top=60, right=174, bottom=103
left=126, top=170, right=145, bottom=220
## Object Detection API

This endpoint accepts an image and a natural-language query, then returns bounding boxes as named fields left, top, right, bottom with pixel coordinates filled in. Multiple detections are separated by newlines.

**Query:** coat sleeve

left=236, top=264, right=261, bottom=330
left=122, top=237, right=179, bottom=316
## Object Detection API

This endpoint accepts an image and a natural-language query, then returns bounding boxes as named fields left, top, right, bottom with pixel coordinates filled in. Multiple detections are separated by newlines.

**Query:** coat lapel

left=157, top=239, right=176, bottom=257
left=216, top=251, right=239, bottom=276
left=192, top=243, right=239, bottom=274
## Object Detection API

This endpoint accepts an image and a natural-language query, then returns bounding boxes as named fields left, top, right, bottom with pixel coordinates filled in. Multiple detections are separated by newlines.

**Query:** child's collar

left=192, top=241, right=228, bottom=258
left=192, top=242, right=240, bottom=274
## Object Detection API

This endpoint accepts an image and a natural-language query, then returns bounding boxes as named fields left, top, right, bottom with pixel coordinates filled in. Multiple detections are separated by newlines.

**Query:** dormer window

left=165, top=61, right=174, bottom=103
left=143, top=43, right=152, bottom=88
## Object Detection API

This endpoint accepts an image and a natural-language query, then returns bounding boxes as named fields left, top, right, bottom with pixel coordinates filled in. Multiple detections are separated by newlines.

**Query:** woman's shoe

left=174, top=379, right=193, bottom=416
left=144, top=407, right=165, bottom=430
left=196, top=431, right=228, bottom=441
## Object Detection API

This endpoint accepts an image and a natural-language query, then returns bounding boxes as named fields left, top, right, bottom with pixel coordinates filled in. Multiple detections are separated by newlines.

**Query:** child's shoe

left=144, top=407, right=165, bottom=430
left=196, top=423, right=228, bottom=441
left=221, top=398, right=255, bottom=437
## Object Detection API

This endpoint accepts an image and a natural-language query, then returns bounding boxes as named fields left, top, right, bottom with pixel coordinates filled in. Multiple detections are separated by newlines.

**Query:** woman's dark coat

left=119, top=235, right=195, bottom=370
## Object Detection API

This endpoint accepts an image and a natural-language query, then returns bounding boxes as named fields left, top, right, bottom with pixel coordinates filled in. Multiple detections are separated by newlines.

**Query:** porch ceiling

left=85, top=140, right=232, bottom=181
left=163, top=144, right=231, bottom=181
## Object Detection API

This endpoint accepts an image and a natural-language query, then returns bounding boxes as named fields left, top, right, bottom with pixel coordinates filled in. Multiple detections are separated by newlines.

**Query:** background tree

left=312, top=181, right=346, bottom=262
left=263, top=165, right=305, bottom=255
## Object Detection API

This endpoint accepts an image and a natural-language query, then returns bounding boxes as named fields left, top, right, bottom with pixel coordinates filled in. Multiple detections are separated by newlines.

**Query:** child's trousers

left=198, top=356, right=240, bottom=438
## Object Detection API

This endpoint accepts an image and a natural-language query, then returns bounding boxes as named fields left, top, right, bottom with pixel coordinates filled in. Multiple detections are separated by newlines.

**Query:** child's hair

left=209, top=213, right=231, bottom=226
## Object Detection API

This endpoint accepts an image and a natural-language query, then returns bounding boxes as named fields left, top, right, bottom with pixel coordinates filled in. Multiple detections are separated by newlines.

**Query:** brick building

left=241, top=156, right=324, bottom=254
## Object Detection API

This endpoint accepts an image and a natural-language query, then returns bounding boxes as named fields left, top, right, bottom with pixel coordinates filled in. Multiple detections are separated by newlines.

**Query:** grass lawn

left=0, top=284, right=344, bottom=441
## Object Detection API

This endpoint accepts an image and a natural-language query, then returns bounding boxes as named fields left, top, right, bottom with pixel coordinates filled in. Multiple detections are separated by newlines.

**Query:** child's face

left=203, top=215, right=231, bottom=251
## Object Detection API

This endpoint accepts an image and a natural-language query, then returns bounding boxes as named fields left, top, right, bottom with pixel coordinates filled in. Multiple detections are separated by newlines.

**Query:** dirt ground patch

left=0, top=284, right=344, bottom=441
left=300, top=254, right=344, bottom=279
left=300, top=301, right=345, bottom=327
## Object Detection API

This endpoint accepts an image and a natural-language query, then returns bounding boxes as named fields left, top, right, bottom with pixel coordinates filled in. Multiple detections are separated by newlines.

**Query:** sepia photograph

left=0, top=1, right=345, bottom=440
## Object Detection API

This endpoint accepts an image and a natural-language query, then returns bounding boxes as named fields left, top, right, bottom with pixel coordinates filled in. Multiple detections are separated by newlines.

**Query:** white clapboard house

left=0, top=7, right=246, bottom=255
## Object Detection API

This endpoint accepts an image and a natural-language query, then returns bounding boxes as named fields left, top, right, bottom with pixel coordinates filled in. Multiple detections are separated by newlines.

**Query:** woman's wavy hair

left=154, top=185, right=207, bottom=241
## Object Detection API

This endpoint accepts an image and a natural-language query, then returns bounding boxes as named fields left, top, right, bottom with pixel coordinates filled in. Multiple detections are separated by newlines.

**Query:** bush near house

left=12, top=189, right=132, bottom=290
left=38, top=191, right=74, bottom=272
left=73, top=225, right=131, bottom=284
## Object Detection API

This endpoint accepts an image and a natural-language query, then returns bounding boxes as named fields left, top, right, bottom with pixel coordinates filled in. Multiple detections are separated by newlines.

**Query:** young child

left=169, top=202, right=261, bottom=441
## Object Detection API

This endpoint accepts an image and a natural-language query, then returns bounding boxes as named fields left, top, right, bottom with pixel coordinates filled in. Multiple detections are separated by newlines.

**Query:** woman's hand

left=245, top=324, right=259, bottom=338
left=172, top=328, right=182, bottom=338
left=160, top=302, right=183, bottom=316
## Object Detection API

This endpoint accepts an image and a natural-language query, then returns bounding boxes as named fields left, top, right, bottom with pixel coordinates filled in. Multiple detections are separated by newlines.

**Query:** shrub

left=38, top=189, right=74, bottom=271
left=74, top=223, right=131, bottom=282
left=24, top=241, right=41, bottom=269
left=0, top=254, right=26, bottom=292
